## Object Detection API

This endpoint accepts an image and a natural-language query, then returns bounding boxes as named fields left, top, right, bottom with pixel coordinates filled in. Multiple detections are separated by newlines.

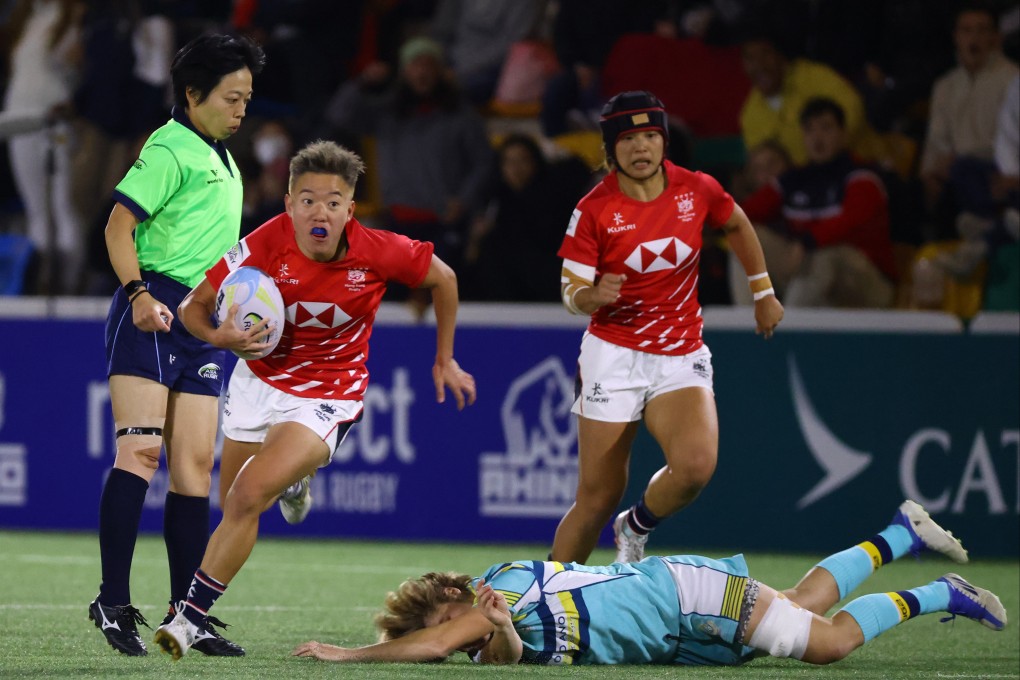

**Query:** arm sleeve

left=204, top=219, right=276, bottom=290
left=700, top=172, right=736, bottom=228
left=375, top=230, right=436, bottom=287
left=557, top=207, right=600, bottom=268
left=114, top=143, right=183, bottom=219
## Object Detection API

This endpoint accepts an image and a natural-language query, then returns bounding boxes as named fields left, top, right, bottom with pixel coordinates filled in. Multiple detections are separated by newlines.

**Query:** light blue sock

left=816, top=524, right=914, bottom=600
left=840, top=582, right=951, bottom=642
left=909, top=581, right=951, bottom=614
left=878, top=524, right=914, bottom=560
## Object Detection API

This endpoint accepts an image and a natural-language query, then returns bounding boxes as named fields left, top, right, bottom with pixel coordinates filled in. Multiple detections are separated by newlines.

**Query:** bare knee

left=113, top=433, right=163, bottom=477
left=223, top=478, right=275, bottom=519
left=574, top=483, right=624, bottom=522
left=681, top=452, right=716, bottom=489
left=662, top=448, right=717, bottom=492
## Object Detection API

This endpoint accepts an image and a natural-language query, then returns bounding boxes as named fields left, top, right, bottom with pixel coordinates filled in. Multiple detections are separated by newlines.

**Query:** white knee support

left=747, top=594, right=813, bottom=660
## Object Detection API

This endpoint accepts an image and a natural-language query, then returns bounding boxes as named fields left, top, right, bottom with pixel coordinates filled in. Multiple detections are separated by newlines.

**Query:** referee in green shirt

left=88, top=33, right=265, bottom=658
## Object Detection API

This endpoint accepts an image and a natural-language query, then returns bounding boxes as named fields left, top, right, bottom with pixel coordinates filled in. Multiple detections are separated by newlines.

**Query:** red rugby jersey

left=206, top=213, right=433, bottom=399
left=558, top=161, right=734, bottom=355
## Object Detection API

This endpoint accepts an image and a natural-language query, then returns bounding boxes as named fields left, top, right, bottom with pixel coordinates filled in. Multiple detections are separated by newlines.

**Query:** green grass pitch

left=1, top=530, right=1017, bottom=679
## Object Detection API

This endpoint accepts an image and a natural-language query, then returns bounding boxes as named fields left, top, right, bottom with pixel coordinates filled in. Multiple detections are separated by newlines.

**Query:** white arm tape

left=562, top=284, right=585, bottom=315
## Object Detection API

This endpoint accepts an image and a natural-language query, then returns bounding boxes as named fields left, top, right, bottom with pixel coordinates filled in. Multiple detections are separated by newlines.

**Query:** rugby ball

left=215, top=266, right=285, bottom=360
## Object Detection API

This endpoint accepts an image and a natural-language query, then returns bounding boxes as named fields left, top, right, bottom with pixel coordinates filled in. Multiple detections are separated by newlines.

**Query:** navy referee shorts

left=105, top=270, right=225, bottom=397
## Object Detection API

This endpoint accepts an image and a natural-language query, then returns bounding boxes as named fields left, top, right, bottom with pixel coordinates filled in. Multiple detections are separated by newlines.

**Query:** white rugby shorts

left=223, top=360, right=361, bottom=464
left=572, top=332, right=714, bottom=422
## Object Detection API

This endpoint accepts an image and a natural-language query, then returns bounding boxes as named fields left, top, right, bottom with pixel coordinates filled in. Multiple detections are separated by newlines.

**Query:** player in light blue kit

left=293, top=501, right=1005, bottom=666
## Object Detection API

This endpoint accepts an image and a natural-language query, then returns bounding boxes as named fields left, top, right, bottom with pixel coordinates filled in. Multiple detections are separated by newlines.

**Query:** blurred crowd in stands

left=0, top=0, right=1017, bottom=318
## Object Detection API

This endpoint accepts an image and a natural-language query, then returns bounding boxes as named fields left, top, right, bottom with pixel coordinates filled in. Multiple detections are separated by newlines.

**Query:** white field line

left=5, top=553, right=432, bottom=574
left=0, top=603, right=377, bottom=612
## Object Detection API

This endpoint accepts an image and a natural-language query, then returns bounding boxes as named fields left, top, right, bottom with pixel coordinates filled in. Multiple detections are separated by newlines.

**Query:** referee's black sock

left=97, top=468, right=149, bottom=605
left=164, top=491, right=210, bottom=607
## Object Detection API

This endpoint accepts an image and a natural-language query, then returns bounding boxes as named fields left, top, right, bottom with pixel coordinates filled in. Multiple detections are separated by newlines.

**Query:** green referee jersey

left=114, top=116, right=243, bottom=288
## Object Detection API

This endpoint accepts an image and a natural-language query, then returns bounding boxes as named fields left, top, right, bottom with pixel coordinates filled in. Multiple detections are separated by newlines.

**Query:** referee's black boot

left=88, top=596, right=150, bottom=656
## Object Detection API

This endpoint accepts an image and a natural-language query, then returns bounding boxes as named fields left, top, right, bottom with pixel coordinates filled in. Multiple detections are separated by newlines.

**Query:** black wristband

left=128, top=288, right=151, bottom=303
left=124, top=279, right=147, bottom=299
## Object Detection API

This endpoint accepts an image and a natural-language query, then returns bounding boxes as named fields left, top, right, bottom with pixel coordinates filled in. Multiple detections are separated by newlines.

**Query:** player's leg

left=742, top=576, right=1005, bottom=666
left=550, top=417, right=639, bottom=563
left=163, top=390, right=218, bottom=606
left=89, top=375, right=168, bottom=656
left=154, top=425, right=329, bottom=660
left=783, top=500, right=968, bottom=615
left=553, top=333, right=643, bottom=564
left=160, top=389, right=247, bottom=655
left=218, top=439, right=260, bottom=508
left=640, top=386, right=717, bottom=525
left=620, top=345, right=718, bottom=561
left=205, top=424, right=328, bottom=581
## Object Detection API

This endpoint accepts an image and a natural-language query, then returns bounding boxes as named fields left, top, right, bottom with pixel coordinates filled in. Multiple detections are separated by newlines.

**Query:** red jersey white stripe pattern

left=558, top=161, right=734, bottom=355
left=206, top=213, right=433, bottom=399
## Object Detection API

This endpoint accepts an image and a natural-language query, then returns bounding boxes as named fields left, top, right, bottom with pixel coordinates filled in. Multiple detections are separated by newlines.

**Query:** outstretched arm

left=420, top=254, right=476, bottom=410
left=291, top=609, right=497, bottom=663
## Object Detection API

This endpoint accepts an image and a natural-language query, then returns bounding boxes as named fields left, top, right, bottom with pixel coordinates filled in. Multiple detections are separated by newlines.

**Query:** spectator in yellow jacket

left=739, top=33, right=887, bottom=167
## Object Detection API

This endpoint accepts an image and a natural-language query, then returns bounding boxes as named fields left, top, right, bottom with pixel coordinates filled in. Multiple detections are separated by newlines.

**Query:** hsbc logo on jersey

left=286, top=301, right=353, bottom=328
left=624, top=237, right=693, bottom=273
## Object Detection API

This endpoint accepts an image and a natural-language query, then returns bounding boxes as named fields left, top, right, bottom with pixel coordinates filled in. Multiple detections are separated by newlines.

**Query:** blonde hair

left=375, top=572, right=473, bottom=642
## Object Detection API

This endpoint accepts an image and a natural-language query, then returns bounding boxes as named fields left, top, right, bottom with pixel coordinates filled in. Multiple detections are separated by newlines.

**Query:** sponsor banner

left=0, top=312, right=1016, bottom=556
left=622, top=331, right=1019, bottom=557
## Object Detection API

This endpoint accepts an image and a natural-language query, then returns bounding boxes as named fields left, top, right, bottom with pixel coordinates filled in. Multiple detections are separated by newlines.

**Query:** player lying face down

left=292, top=502, right=1004, bottom=667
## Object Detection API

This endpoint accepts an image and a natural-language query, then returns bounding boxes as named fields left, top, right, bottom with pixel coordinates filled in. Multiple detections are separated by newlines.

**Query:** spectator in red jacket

left=735, top=97, right=896, bottom=308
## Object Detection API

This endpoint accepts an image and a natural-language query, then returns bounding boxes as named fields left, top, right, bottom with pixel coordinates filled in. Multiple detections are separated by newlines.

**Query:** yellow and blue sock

left=840, top=582, right=951, bottom=641
left=816, top=524, right=914, bottom=599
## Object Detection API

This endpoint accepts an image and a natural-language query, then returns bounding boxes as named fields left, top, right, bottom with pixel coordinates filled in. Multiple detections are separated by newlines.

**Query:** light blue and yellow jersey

left=474, top=554, right=754, bottom=666
left=113, top=108, right=243, bottom=288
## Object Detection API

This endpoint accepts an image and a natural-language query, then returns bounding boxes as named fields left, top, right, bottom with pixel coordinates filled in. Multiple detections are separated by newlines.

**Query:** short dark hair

left=171, top=33, right=266, bottom=108
left=799, top=97, right=846, bottom=128
left=289, top=140, right=366, bottom=193
left=956, top=1, right=999, bottom=29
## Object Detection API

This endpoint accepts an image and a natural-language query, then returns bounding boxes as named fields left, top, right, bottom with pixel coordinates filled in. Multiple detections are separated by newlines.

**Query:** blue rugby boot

left=892, top=500, right=968, bottom=563
left=937, top=573, right=1007, bottom=630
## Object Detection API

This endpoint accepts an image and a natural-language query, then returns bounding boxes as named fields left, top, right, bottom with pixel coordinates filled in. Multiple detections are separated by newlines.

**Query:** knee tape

left=747, top=594, right=813, bottom=660
left=116, top=426, right=163, bottom=470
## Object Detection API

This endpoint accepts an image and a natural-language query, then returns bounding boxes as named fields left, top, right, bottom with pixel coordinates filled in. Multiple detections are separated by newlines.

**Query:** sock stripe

left=857, top=540, right=884, bottom=570
left=885, top=592, right=914, bottom=622
left=627, top=512, right=653, bottom=535
left=195, top=569, right=226, bottom=593
left=185, top=600, right=209, bottom=617
left=870, top=535, right=894, bottom=565
left=895, top=590, right=921, bottom=618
